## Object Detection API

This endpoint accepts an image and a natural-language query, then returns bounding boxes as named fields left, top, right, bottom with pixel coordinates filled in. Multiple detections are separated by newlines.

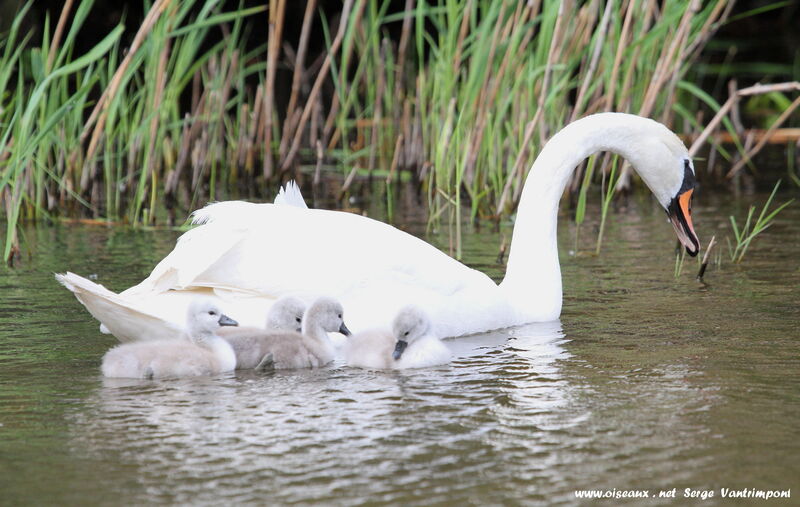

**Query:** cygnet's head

left=266, top=296, right=306, bottom=332
left=303, top=297, right=351, bottom=336
left=187, top=299, right=238, bottom=341
left=391, top=305, right=431, bottom=360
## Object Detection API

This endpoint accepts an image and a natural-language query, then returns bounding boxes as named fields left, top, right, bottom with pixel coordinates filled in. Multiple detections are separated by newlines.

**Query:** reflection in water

left=1, top=197, right=798, bottom=504
left=68, top=324, right=577, bottom=505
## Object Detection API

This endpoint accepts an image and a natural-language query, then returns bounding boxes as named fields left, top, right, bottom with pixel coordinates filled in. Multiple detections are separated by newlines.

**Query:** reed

left=1, top=0, right=784, bottom=264
left=727, top=181, right=793, bottom=263
left=317, top=0, right=733, bottom=256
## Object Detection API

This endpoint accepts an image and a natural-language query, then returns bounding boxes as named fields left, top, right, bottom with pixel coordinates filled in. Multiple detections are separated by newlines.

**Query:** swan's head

left=391, top=305, right=432, bottom=360
left=624, top=119, right=700, bottom=256
left=187, top=299, right=238, bottom=341
left=303, top=297, right=351, bottom=336
left=266, top=296, right=306, bottom=332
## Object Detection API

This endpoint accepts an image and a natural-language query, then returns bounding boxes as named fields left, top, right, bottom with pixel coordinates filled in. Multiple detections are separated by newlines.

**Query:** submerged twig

left=696, top=235, right=717, bottom=281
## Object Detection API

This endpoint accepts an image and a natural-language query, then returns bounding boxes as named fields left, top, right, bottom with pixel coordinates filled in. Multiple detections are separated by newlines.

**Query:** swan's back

left=129, top=205, right=500, bottom=335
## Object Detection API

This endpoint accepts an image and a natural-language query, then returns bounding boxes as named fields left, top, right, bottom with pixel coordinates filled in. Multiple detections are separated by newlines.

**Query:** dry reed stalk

left=284, top=0, right=359, bottom=172
left=616, top=0, right=686, bottom=188
left=728, top=80, right=745, bottom=133
left=402, top=99, right=412, bottom=168
left=386, top=134, right=404, bottom=185
left=283, top=107, right=303, bottom=155
left=497, top=119, right=536, bottom=213
left=473, top=1, right=508, bottom=111
left=245, top=101, right=260, bottom=174
left=451, top=0, right=473, bottom=77
left=145, top=37, right=170, bottom=192
left=80, top=0, right=172, bottom=170
left=321, top=0, right=368, bottom=146
left=168, top=92, right=208, bottom=196
left=685, top=0, right=735, bottom=62
left=464, top=2, right=515, bottom=185
left=617, top=0, right=655, bottom=110
left=311, top=95, right=323, bottom=148
left=3, top=187, right=19, bottom=265
left=192, top=68, right=201, bottom=111
left=263, top=0, right=287, bottom=178
left=340, top=164, right=359, bottom=196
left=604, top=0, right=635, bottom=111
left=691, top=128, right=800, bottom=145
left=640, top=0, right=700, bottom=117
left=218, top=50, right=237, bottom=145
left=571, top=0, right=613, bottom=121
left=536, top=0, right=568, bottom=144
left=46, top=0, right=75, bottom=71
left=727, top=93, right=800, bottom=177
left=689, top=81, right=800, bottom=157
left=278, top=0, right=317, bottom=162
left=393, top=0, right=415, bottom=105
left=284, top=0, right=316, bottom=120
left=324, top=96, right=342, bottom=149
left=236, top=102, right=250, bottom=168
left=253, top=83, right=266, bottom=144
left=367, top=40, right=388, bottom=173
left=192, top=128, right=210, bottom=189
left=314, top=140, right=323, bottom=186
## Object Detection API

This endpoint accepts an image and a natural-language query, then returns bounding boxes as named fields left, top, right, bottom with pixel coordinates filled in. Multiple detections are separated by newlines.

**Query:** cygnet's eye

left=295, top=317, right=301, bottom=323
left=208, top=310, right=216, bottom=316
left=338, top=314, right=342, bottom=319
left=404, top=331, right=409, bottom=336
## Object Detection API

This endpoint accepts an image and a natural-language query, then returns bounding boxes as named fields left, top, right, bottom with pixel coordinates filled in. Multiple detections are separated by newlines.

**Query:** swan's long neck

left=500, top=114, right=669, bottom=321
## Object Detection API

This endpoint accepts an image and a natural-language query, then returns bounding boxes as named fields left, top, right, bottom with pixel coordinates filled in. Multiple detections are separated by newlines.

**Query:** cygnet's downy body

left=101, top=300, right=238, bottom=378
left=345, top=306, right=451, bottom=369
left=225, top=297, right=350, bottom=370
left=219, top=295, right=305, bottom=341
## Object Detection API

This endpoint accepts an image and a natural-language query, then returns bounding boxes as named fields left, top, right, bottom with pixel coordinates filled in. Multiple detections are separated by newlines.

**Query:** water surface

left=1, top=193, right=798, bottom=505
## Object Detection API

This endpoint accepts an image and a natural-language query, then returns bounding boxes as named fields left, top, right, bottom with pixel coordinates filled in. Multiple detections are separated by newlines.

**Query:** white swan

left=58, top=113, right=699, bottom=339
left=101, top=299, right=238, bottom=378
left=345, top=305, right=451, bottom=370
left=224, top=297, right=350, bottom=370
left=55, top=185, right=309, bottom=343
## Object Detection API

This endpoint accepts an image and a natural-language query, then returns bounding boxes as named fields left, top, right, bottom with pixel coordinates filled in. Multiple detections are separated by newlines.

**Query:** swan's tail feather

left=190, top=201, right=256, bottom=225
left=190, top=182, right=305, bottom=225
left=55, top=272, right=183, bottom=343
left=274, top=181, right=308, bottom=209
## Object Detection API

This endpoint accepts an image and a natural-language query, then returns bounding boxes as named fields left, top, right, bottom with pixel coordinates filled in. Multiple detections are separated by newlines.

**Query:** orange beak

left=668, top=188, right=699, bottom=256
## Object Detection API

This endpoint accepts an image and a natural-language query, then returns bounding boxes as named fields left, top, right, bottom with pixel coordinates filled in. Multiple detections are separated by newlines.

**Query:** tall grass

left=323, top=0, right=733, bottom=252
left=0, top=0, right=266, bottom=262
left=728, top=180, right=793, bottom=263
left=0, top=0, right=754, bottom=263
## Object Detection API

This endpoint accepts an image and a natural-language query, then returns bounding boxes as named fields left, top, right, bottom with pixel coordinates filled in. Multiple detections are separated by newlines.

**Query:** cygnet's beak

left=218, top=314, right=238, bottom=327
left=338, top=322, right=352, bottom=336
left=392, top=340, right=408, bottom=360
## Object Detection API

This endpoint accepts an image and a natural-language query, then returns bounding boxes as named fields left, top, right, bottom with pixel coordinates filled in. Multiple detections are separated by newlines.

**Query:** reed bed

left=0, top=0, right=794, bottom=264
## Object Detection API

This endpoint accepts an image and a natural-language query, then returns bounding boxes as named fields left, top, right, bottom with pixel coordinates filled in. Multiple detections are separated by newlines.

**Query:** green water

left=0, top=193, right=798, bottom=506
